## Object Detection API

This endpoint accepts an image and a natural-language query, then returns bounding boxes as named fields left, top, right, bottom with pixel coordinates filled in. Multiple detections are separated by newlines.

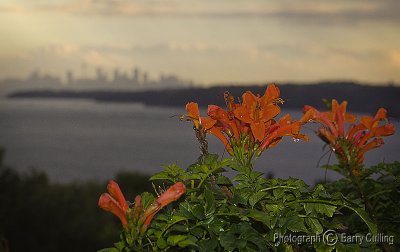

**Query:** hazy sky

left=1, top=0, right=400, bottom=85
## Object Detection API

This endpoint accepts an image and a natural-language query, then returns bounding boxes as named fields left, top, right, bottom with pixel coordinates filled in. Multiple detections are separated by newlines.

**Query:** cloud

left=2, top=40, right=400, bottom=84
left=1, top=0, right=399, bottom=24
left=390, top=51, right=400, bottom=68
left=0, top=4, right=26, bottom=13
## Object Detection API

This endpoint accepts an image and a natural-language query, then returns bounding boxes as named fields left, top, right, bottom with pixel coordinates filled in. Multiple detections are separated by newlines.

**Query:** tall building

left=66, top=70, right=74, bottom=85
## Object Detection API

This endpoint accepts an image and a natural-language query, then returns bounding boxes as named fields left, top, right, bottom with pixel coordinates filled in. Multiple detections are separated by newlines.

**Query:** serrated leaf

left=191, top=204, right=205, bottom=220
left=305, top=203, right=336, bottom=217
left=249, top=191, right=267, bottom=207
left=203, top=154, right=219, bottom=164
left=229, top=161, right=250, bottom=173
left=216, top=175, right=232, bottom=186
left=150, top=171, right=173, bottom=182
left=249, top=171, right=264, bottom=180
left=316, top=204, right=336, bottom=217
left=177, top=201, right=195, bottom=219
left=312, top=184, right=329, bottom=198
left=273, top=188, right=285, bottom=199
left=268, top=203, right=284, bottom=214
left=233, top=174, right=248, bottom=182
left=305, top=218, right=323, bottom=234
left=248, top=209, right=273, bottom=229
left=208, top=218, right=227, bottom=235
left=284, top=216, right=308, bottom=233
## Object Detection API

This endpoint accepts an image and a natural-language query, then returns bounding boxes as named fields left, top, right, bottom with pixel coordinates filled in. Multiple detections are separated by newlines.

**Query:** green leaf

left=170, top=215, right=187, bottom=223
left=167, top=235, right=187, bottom=246
left=305, top=218, right=323, bottom=234
left=284, top=216, right=308, bottom=233
left=233, top=173, right=248, bottom=182
left=304, top=203, right=336, bottom=217
left=312, top=184, right=329, bottom=198
left=229, top=161, right=250, bottom=173
left=156, top=237, right=167, bottom=249
left=204, top=189, right=216, bottom=216
left=273, top=188, right=285, bottom=199
left=314, top=243, right=335, bottom=252
left=220, top=230, right=247, bottom=250
left=178, top=236, right=198, bottom=248
left=198, top=239, right=218, bottom=252
left=150, top=171, right=173, bottom=182
left=204, top=154, right=219, bottom=165
left=191, top=204, right=205, bottom=220
left=249, top=191, right=267, bottom=207
left=141, top=192, right=155, bottom=210
left=335, top=243, right=360, bottom=252
left=97, top=248, right=120, bottom=252
left=249, top=171, right=264, bottom=179
left=208, top=218, right=227, bottom=235
left=268, top=203, right=284, bottom=214
left=317, top=204, right=337, bottom=217
left=177, top=201, right=195, bottom=219
left=113, top=241, right=125, bottom=250
left=215, top=175, right=232, bottom=186
left=248, top=209, right=274, bottom=229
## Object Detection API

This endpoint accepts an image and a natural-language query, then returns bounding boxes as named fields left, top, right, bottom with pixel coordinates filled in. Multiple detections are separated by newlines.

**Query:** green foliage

left=324, top=161, right=400, bottom=250
left=106, top=154, right=379, bottom=251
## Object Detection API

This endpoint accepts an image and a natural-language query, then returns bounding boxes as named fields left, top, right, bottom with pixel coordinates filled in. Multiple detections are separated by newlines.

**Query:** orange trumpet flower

left=140, top=182, right=186, bottom=233
left=234, top=85, right=281, bottom=142
left=303, top=100, right=395, bottom=176
left=98, top=180, right=128, bottom=227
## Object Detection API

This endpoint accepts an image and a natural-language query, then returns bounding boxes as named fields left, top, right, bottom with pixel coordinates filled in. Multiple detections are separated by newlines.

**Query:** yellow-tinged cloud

left=0, top=4, right=26, bottom=13
left=390, top=51, right=400, bottom=68
left=1, top=0, right=399, bottom=24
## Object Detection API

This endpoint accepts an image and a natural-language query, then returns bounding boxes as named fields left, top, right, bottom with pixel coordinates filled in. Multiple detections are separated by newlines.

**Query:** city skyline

left=1, top=0, right=400, bottom=85
left=0, top=66, right=193, bottom=94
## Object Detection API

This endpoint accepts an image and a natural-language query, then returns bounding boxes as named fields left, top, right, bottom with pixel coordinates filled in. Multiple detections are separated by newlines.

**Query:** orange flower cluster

left=98, top=180, right=186, bottom=234
left=183, top=84, right=308, bottom=160
left=303, top=99, right=395, bottom=176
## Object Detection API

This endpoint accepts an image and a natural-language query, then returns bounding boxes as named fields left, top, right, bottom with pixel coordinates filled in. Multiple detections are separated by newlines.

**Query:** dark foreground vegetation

left=0, top=149, right=152, bottom=252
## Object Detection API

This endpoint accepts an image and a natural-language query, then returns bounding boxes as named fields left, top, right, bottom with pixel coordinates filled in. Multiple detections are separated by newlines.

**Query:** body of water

left=0, top=98, right=399, bottom=185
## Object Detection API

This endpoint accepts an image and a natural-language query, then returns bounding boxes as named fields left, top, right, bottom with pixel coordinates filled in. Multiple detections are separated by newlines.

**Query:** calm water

left=0, top=98, right=399, bottom=184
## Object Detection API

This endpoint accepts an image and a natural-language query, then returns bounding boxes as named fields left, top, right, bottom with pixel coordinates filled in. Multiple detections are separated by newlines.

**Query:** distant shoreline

left=7, top=82, right=400, bottom=118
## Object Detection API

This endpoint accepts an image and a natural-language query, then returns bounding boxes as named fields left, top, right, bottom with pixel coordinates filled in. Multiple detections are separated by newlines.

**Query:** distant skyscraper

left=113, top=69, right=120, bottom=83
left=143, top=72, right=148, bottom=85
left=133, top=68, right=139, bottom=83
left=96, top=68, right=106, bottom=82
left=66, top=70, right=74, bottom=85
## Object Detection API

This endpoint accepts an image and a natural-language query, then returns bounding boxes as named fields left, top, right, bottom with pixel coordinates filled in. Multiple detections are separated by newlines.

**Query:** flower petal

left=107, top=180, right=129, bottom=212
left=185, top=102, right=200, bottom=129
left=98, top=193, right=128, bottom=227
left=251, top=121, right=266, bottom=142
left=156, top=182, right=186, bottom=208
